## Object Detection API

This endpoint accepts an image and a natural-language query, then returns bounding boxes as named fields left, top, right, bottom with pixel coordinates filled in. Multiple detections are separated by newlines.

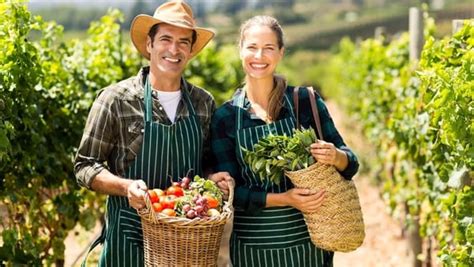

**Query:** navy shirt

left=211, top=86, right=359, bottom=213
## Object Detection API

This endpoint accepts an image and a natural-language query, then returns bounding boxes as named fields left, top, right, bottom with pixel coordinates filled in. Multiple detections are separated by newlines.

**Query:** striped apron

left=230, top=91, right=333, bottom=267
left=83, top=77, right=203, bottom=267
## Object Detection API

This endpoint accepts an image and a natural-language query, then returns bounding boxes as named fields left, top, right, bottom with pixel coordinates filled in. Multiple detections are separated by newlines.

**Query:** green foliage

left=243, top=128, right=316, bottom=184
left=325, top=17, right=473, bottom=265
left=185, top=43, right=244, bottom=106
left=0, top=1, right=240, bottom=265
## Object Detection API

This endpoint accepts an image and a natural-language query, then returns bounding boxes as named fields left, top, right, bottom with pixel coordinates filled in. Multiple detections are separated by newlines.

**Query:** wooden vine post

left=408, top=7, right=423, bottom=267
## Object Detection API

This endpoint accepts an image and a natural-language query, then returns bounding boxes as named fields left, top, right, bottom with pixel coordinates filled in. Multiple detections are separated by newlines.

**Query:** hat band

left=158, top=17, right=194, bottom=28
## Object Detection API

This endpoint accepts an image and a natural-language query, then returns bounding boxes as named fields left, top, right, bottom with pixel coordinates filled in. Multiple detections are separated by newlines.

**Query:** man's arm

left=91, top=169, right=148, bottom=209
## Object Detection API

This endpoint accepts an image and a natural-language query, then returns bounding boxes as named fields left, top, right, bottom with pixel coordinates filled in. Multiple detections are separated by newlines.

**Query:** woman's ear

left=279, top=46, right=285, bottom=58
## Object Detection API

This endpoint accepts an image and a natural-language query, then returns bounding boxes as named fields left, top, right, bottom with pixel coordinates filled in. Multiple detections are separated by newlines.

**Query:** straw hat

left=130, top=0, right=215, bottom=60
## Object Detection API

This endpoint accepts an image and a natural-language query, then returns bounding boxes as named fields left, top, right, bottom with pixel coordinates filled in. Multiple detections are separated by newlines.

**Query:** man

left=74, top=1, right=231, bottom=265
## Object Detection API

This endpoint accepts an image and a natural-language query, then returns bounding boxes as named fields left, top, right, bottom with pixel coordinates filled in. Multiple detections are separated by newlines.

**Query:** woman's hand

left=310, top=140, right=348, bottom=171
left=284, top=188, right=325, bottom=213
left=208, top=172, right=234, bottom=200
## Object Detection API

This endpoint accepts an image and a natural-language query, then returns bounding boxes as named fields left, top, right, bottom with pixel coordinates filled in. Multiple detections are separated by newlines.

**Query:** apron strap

left=144, top=76, right=197, bottom=122
left=181, top=84, right=197, bottom=116
left=235, top=90, right=246, bottom=131
left=81, top=224, right=106, bottom=267
left=144, top=77, right=153, bottom=123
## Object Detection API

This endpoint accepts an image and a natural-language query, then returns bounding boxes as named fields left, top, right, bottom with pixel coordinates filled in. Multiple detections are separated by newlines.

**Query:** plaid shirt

left=74, top=67, right=216, bottom=189
left=211, top=86, right=359, bottom=212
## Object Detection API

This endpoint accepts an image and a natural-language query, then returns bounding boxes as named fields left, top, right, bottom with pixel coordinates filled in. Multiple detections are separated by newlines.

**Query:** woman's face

left=240, top=25, right=284, bottom=80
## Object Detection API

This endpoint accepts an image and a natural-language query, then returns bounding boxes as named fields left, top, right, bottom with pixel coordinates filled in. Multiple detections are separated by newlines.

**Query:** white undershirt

left=154, top=89, right=182, bottom=122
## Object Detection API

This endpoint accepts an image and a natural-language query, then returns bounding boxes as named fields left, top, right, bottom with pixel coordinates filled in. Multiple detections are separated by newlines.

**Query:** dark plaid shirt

left=74, top=67, right=216, bottom=189
left=211, top=86, right=359, bottom=212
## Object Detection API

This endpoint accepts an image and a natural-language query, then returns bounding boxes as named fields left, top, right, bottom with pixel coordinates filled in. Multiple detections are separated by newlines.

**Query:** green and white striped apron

left=231, top=90, right=333, bottom=267
left=83, top=77, right=203, bottom=267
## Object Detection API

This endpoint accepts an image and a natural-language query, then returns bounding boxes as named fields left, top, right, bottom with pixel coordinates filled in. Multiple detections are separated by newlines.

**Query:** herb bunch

left=243, top=128, right=317, bottom=184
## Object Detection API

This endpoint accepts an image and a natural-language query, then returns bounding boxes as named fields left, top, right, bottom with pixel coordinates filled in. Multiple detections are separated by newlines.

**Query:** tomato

left=160, top=195, right=176, bottom=209
left=166, top=185, right=184, bottom=197
left=152, top=202, right=163, bottom=213
left=204, top=195, right=219, bottom=209
left=148, top=190, right=159, bottom=203
left=161, top=208, right=176, bottom=217
left=153, top=188, right=165, bottom=197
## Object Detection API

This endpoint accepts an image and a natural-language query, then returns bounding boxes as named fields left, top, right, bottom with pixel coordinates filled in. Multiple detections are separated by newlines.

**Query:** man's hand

left=127, top=180, right=148, bottom=210
left=208, top=172, right=233, bottom=200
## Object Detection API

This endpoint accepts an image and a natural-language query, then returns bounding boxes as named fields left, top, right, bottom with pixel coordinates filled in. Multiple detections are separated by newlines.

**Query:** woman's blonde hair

left=239, top=15, right=287, bottom=121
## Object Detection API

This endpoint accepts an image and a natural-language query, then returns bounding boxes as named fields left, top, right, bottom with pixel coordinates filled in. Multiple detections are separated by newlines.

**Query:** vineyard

left=0, top=1, right=242, bottom=265
left=321, top=17, right=473, bottom=266
left=1, top=0, right=472, bottom=266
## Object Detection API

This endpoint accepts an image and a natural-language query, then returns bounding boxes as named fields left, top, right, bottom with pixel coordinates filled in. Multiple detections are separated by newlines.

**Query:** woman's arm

left=299, top=90, right=359, bottom=179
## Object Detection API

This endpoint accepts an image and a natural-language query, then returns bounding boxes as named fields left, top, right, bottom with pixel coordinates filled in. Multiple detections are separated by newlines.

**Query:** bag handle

left=293, top=86, right=324, bottom=140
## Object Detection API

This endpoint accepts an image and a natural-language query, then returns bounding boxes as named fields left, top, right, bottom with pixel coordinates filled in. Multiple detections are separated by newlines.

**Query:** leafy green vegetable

left=243, top=128, right=317, bottom=184
left=189, top=175, right=223, bottom=203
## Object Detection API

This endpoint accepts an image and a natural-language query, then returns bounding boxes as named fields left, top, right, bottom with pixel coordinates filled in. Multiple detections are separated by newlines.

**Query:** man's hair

left=148, top=23, right=197, bottom=50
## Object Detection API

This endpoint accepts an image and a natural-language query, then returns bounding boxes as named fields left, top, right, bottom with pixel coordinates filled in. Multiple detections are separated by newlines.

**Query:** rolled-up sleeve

left=74, top=90, right=117, bottom=189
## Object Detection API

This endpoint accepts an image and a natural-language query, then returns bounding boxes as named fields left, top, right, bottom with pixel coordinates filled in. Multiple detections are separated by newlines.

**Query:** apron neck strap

left=144, top=76, right=196, bottom=123
left=144, top=76, right=153, bottom=123
left=181, top=82, right=196, bottom=116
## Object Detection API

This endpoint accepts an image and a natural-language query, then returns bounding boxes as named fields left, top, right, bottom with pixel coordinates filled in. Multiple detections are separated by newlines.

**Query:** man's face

left=146, top=23, right=194, bottom=80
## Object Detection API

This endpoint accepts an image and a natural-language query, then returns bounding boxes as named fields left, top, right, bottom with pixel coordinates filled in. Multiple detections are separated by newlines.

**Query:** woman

left=211, top=16, right=359, bottom=266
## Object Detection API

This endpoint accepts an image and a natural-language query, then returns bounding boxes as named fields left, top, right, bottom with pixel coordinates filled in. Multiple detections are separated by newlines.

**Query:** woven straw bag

left=288, top=86, right=365, bottom=252
left=138, top=182, right=234, bottom=266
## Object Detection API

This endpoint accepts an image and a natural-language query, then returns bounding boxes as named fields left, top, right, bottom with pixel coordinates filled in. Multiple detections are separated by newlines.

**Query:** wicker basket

left=285, top=162, right=365, bottom=252
left=138, top=184, right=234, bottom=267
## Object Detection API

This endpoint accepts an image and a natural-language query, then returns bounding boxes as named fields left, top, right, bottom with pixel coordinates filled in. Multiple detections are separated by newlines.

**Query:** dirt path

left=65, top=101, right=414, bottom=267
left=326, top=101, right=414, bottom=267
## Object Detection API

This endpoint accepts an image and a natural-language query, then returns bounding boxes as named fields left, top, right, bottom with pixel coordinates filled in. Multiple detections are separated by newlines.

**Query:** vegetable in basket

left=242, top=128, right=317, bottom=184
left=147, top=175, right=225, bottom=219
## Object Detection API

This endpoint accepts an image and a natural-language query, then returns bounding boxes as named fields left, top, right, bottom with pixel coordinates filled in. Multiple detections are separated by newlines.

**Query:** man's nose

left=169, top=42, right=179, bottom=54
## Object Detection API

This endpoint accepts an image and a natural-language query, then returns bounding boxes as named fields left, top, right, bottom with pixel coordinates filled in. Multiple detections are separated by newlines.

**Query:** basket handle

left=138, top=191, right=153, bottom=219
left=226, top=178, right=235, bottom=206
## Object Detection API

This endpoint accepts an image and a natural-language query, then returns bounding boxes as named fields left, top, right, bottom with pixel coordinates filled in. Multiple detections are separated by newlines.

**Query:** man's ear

left=146, top=36, right=152, bottom=54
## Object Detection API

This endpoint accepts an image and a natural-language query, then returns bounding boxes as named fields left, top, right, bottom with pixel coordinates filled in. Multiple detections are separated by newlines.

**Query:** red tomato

left=204, top=196, right=219, bottom=209
left=160, top=195, right=176, bottom=209
left=148, top=190, right=159, bottom=203
left=152, top=202, right=163, bottom=213
left=166, top=185, right=184, bottom=197
left=161, top=208, right=176, bottom=217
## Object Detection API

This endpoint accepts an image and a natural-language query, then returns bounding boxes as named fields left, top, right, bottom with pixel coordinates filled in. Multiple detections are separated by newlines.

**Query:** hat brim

left=131, top=15, right=215, bottom=60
